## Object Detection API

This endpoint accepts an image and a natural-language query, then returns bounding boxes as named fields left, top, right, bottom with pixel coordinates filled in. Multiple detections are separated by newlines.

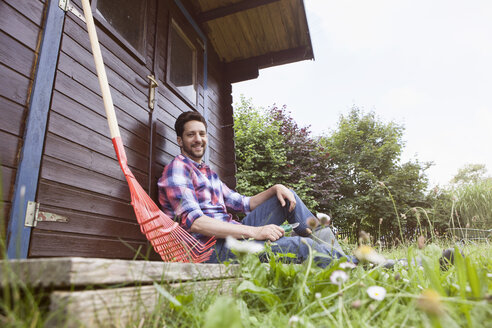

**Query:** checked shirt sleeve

left=221, top=181, right=251, bottom=214
left=158, top=161, right=204, bottom=230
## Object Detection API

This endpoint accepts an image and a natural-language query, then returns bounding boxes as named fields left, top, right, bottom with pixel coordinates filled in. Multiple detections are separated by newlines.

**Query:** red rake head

left=112, top=137, right=215, bottom=263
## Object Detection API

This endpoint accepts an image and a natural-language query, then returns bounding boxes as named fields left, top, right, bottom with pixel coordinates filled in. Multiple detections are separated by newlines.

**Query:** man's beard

left=183, top=142, right=205, bottom=161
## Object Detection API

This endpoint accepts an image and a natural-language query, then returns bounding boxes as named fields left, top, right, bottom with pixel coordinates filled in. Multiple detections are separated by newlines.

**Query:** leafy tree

left=268, top=105, right=339, bottom=211
left=451, top=163, right=491, bottom=185
left=233, top=96, right=287, bottom=196
left=233, top=98, right=339, bottom=212
left=320, top=107, right=430, bottom=241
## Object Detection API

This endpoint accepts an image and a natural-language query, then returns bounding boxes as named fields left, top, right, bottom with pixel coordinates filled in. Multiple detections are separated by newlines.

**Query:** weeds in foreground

left=152, top=241, right=491, bottom=328
left=0, top=241, right=491, bottom=327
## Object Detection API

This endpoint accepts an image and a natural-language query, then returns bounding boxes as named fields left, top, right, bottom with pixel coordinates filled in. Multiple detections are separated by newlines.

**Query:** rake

left=80, top=0, right=215, bottom=262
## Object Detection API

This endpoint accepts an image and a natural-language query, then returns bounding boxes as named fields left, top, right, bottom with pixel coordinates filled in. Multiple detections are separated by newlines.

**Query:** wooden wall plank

left=55, top=56, right=150, bottom=127
left=0, top=64, right=30, bottom=106
left=0, top=1, right=41, bottom=50
left=53, top=72, right=149, bottom=142
left=0, top=132, right=21, bottom=168
left=58, top=45, right=148, bottom=117
left=64, top=13, right=150, bottom=80
left=0, top=97, right=25, bottom=137
left=1, top=166, right=15, bottom=203
left=47, top=111, right=149, bottom=173
left=28, top=230, right=159, bottom=259
left=0, top=31, right=37, bottom=78
left=50, top=90, right=149, bottom=157
left=37, top=181, right=135, bottom=221
left=34, top=204, right=144, bottom=240
left=43, top=133, right=147, bottom=186
left=3, top=0, right=45, bottom=27
left=40, top=156, right=132, bottom=201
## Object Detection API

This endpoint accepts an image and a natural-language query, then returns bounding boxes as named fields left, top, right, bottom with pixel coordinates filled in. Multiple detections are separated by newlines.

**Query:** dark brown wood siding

left=0, top=0, right=46, bottom=230
left=5, top=0, right=238, bottom=259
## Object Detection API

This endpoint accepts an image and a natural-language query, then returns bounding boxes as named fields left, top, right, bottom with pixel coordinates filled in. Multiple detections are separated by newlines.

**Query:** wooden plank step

left=48, top=278, right=240, bottom=327
left=1, top=257, right=239, bottom=287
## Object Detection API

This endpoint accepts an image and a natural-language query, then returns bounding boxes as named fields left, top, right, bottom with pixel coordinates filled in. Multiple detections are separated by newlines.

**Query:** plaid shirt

left=158, top=155, right=251, bottom=239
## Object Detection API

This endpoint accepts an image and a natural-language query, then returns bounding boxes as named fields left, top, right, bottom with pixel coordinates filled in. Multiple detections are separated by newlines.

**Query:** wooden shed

left=1, top=0, right=313, bottom=260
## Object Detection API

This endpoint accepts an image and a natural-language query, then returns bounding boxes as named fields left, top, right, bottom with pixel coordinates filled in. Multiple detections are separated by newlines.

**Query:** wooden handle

left=81, top=0, right=120, bottom=139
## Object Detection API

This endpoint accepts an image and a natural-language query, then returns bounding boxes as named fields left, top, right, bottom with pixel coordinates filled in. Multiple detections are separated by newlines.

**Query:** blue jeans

left=206, top=191, right=355, bottom=268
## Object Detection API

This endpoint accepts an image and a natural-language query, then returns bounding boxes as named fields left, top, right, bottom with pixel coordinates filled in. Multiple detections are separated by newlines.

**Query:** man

left=158, top=111, right=352, bottom=267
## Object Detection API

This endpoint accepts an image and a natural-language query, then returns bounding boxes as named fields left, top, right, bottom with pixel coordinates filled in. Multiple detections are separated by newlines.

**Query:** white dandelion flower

left=316, top=212, right=331, bottom=226
left=354, top=245, right=386, bottom=265
left=339, top=262, right=357, bottom=269
left=330, top=270, right=349, bottom=285
left=288, top=315, right=300, bottom=325
left=225, top=236, right=264, bottom=254
left=367, top=286, right=386, bottom=301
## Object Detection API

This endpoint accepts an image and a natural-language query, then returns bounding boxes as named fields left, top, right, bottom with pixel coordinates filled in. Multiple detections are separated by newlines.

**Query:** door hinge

left=25, top=201, right=69, bottom=227
left=59, top=0, right=86, bottom=23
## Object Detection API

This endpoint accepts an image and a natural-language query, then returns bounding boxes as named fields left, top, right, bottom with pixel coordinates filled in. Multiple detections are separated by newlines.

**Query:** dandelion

left=225, top=236, right=264, bottom=254
left=359, top=230, right=371, bottom=243
left=339, top=262, right=357, bottom=270
left=317, top=212, right=331, bottom=226
left=354, top=245, right=386, bottom=265
left=367, top=286, right=386, bottom=301
left=306, top=217, right=319, bottom=230
left=330, top=270, right=348, bottom=285
left=315, top=292, right=321, bottom=299
left=417, top=289, right=444, bottom=316
left=288, top=316, right=300, bottom=325
left=417, top=235, right=426, bottom=249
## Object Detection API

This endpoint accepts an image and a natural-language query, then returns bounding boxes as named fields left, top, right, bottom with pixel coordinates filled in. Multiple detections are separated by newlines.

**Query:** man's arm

left=190, top=215, right=285, bottom=241
left=249, top=184, right=296, bottom=212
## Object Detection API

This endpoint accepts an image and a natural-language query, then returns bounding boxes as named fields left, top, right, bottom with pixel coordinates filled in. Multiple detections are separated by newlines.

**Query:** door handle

left=147, top=75, right=159, bottom=110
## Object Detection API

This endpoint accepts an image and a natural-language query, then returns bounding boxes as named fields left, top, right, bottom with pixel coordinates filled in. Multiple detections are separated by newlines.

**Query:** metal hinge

left=59, top=0, right=86, bottom=23
left=25, top=201, right=69, bottom=227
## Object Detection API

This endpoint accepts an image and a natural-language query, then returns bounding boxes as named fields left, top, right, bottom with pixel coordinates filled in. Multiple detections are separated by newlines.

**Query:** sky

left=231, top=0, right=492, bottom=187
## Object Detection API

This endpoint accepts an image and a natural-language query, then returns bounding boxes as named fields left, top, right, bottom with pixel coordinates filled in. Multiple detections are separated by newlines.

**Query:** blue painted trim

left=6, top=0, right=65, bottom=258
left=173, top=0, right=210, bottom=163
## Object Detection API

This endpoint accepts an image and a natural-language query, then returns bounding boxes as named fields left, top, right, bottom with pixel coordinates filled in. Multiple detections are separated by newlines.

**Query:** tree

left=451, top=164, right=490, bottom=185
left=320, top=107, right=430, bottom=241
left=268, top=105, right=339, bottom=211
left=233, top=98, right=339, bottom=212
left=233, top=96, right=287, bottom=196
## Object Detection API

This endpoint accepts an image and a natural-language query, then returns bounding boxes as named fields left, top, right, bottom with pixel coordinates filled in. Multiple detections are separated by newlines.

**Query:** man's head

left=175, top=111, right=208, bottom=163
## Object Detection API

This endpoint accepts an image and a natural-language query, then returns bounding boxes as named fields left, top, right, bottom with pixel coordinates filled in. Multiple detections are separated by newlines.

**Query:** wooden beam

left=226, top=46, right=313, bottom=83
left=198, top=0, right=281, bottom=23
left=0, top=257, right=240, bottom=287
left=6, top=0, right=65, bottom=259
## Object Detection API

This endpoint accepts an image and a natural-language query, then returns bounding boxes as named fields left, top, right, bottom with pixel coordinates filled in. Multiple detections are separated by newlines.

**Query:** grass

left=0, top=238, right=491, bottom=327
left=154, top=241, right=491, bottom=328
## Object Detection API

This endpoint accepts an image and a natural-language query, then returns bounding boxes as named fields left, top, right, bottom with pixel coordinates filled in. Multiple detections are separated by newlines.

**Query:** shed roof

left=187, top=0, right=314, bottom=82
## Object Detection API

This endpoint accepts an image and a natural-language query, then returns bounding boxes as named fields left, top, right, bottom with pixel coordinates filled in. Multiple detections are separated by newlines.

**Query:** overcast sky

left=231, top=0, right=492, bottom=187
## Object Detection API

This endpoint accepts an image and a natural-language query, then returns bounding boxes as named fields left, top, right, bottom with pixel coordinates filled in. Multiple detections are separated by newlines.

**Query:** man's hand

left=250, top=224, right=285, bottom=241
left=275, top=184, right=296, bottom=212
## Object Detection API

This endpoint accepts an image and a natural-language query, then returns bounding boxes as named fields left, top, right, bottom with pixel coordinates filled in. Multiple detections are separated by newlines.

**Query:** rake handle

left=81, top=0, right=120, bottom=139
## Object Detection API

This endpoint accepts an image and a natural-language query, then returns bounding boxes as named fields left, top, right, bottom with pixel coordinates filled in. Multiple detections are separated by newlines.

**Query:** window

left=167, top=19, right=198, bottom=107
left=93, top=0, right=147, bottom=61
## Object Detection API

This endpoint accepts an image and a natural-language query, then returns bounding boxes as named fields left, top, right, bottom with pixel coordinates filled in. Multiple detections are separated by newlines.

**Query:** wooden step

left=1, top=257, right=241, bottom=327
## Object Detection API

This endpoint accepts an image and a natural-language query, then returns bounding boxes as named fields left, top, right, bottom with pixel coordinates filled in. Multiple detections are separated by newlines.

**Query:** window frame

left=166, top=18, right=199, bottom=109
left=91, top=0, right=148, bottom=64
